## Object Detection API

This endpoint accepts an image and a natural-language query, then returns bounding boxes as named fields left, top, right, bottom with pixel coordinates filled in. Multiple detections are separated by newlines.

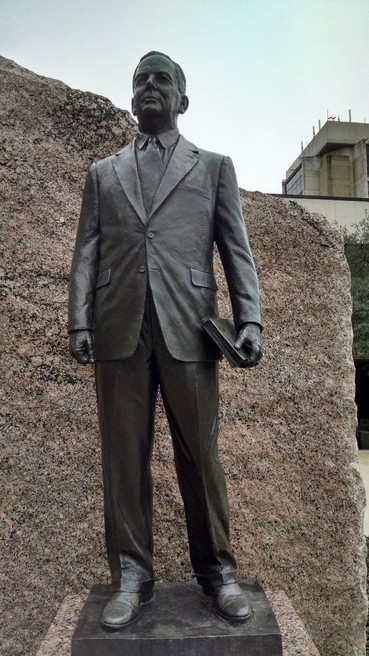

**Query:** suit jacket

left=68, top=135, right=261, bottom=361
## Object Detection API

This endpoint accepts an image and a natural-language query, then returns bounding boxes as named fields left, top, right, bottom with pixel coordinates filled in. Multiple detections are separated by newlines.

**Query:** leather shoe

left=203, top=583, right=252, bottom=623
left=101, top=590, right=153, bottom=631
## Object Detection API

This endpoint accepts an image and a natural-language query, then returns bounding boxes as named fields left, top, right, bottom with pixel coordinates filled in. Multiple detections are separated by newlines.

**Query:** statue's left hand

left=234, top=323, right=262, bottom=366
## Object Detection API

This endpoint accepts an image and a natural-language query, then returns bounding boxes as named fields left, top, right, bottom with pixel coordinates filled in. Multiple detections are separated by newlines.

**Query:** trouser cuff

left=196, top=571, right=237, bottom=589
left=112, top=578, right=155, bottom=594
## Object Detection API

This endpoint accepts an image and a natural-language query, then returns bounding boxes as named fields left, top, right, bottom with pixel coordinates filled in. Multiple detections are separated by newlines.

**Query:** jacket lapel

left=149, top=136, right=199, bottom=218
left=112, top=142, right=146, bottom=224
left=111, top=136, right=199, bottom=224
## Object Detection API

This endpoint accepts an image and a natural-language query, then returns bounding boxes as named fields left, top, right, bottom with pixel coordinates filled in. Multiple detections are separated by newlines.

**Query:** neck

left=138, top=117, right=178, bottom=135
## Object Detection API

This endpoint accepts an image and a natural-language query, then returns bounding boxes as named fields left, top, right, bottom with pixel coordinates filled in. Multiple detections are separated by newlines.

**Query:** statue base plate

left=71, top=580, right=282, bottom=656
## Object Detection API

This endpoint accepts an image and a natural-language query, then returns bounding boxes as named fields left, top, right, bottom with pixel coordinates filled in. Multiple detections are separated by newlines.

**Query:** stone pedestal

left=71, top=581, right=282, bottom=656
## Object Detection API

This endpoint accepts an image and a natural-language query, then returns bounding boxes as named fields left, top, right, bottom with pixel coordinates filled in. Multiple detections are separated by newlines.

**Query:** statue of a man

left=68, top=51, right=262, bottom=631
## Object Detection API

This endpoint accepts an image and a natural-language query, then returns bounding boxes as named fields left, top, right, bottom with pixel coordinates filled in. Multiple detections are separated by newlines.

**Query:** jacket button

left=147, top=232, right=154, bottom=239
left=139, top=266, right=146, bottom=273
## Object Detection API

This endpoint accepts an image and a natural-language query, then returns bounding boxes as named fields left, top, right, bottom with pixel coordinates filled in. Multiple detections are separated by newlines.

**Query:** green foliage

left=359, top=417, right=369, bottom=431
left=342, top=215, right=369, bottom=360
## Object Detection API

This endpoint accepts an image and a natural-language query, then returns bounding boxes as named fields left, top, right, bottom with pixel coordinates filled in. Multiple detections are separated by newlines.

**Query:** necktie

left=141, top=137, right=164, bottom=215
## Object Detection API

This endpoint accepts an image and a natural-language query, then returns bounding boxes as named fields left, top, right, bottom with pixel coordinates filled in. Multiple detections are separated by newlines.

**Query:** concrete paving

left=358, top=450, right=369, bottom=536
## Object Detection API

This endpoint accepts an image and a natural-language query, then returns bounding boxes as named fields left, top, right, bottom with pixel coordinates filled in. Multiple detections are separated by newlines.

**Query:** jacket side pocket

left=190, top=268, right=218, bottom=291
left=96, top=268, right=111, bottom=289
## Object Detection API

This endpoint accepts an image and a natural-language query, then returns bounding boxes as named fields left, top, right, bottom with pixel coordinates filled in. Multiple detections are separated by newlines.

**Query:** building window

left=286, top=166, right=303, bottom=195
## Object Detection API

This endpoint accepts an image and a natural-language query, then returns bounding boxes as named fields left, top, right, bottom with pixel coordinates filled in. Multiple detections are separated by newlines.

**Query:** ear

left=131, top=97, right=137, bottom=116
left=178, top=95, right=189, bottom=115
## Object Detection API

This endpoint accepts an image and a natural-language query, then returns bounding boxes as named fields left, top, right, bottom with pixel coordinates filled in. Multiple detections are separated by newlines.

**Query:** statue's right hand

left=69, top=330, right=95, bottom=365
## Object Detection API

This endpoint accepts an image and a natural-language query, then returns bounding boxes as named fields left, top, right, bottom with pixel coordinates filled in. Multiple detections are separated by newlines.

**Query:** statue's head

left=131, top=51, right=189, bottom=133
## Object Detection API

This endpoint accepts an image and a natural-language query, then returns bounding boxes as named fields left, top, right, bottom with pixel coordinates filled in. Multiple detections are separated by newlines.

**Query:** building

left=283, top=120, right=369, bottom=198
left=281, top=120, right=369, bottom=231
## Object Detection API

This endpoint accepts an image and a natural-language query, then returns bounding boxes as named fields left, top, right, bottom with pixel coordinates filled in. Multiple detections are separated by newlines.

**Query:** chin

left=139, top=107, right=163, bottom=122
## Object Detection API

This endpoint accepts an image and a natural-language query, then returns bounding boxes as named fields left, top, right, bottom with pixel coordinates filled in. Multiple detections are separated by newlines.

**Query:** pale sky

left=1, top=0, right=368, bottom=193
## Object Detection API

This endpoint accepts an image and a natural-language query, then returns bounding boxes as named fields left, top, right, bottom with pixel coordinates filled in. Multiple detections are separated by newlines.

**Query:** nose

left=145, top=73, right=157, bottom=89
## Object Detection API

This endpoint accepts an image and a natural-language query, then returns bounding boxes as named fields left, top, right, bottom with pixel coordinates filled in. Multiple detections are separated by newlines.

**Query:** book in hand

left=203, top=317, right=262, bottom=369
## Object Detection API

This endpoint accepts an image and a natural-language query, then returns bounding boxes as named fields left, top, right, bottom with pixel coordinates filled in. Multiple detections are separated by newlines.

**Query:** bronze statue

left=68, top=51, right=262, bottom=631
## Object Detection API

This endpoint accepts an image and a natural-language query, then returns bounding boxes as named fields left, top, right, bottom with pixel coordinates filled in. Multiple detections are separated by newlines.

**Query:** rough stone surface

left=1, top=56, right=367, bottom=656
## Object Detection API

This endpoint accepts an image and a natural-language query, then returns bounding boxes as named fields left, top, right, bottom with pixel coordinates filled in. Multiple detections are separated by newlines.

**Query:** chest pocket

left=179, top=184, right=211, bottom=200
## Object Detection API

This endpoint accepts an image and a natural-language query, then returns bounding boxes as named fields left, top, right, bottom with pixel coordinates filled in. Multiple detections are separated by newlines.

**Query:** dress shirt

left=135, top=127, right=180, bottom=173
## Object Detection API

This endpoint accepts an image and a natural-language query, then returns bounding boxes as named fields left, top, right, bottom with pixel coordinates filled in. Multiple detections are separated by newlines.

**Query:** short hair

left=133, top=51, right=186, bottom=95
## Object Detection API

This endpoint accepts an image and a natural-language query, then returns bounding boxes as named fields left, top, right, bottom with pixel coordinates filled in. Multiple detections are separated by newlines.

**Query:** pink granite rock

left=1, top=56, right=366, bottom=655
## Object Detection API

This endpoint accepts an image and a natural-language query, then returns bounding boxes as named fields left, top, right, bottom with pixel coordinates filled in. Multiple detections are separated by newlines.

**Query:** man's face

left=132, top=54, right=188, bottom=132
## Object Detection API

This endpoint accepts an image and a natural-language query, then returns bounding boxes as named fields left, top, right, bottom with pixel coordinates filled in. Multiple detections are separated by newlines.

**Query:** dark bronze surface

left=68, top=51, right=262, bottom=616
left=72, top=581, right=282, bottom=656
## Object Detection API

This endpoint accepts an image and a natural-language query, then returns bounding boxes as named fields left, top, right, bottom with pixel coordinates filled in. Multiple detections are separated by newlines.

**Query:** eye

left=158, top=73, right=171, bottom=83
left=134, top=74, right=147, bottom=87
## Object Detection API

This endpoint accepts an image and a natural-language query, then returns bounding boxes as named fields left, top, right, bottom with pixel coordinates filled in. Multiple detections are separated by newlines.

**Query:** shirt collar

left=136, top=127, right=180, bottom=150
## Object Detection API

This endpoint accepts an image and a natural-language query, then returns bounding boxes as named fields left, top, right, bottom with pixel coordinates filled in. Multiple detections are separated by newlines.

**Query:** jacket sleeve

left=214, top=156, right=262, bottom=330
left=68, top=163, right=100, bottom=333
